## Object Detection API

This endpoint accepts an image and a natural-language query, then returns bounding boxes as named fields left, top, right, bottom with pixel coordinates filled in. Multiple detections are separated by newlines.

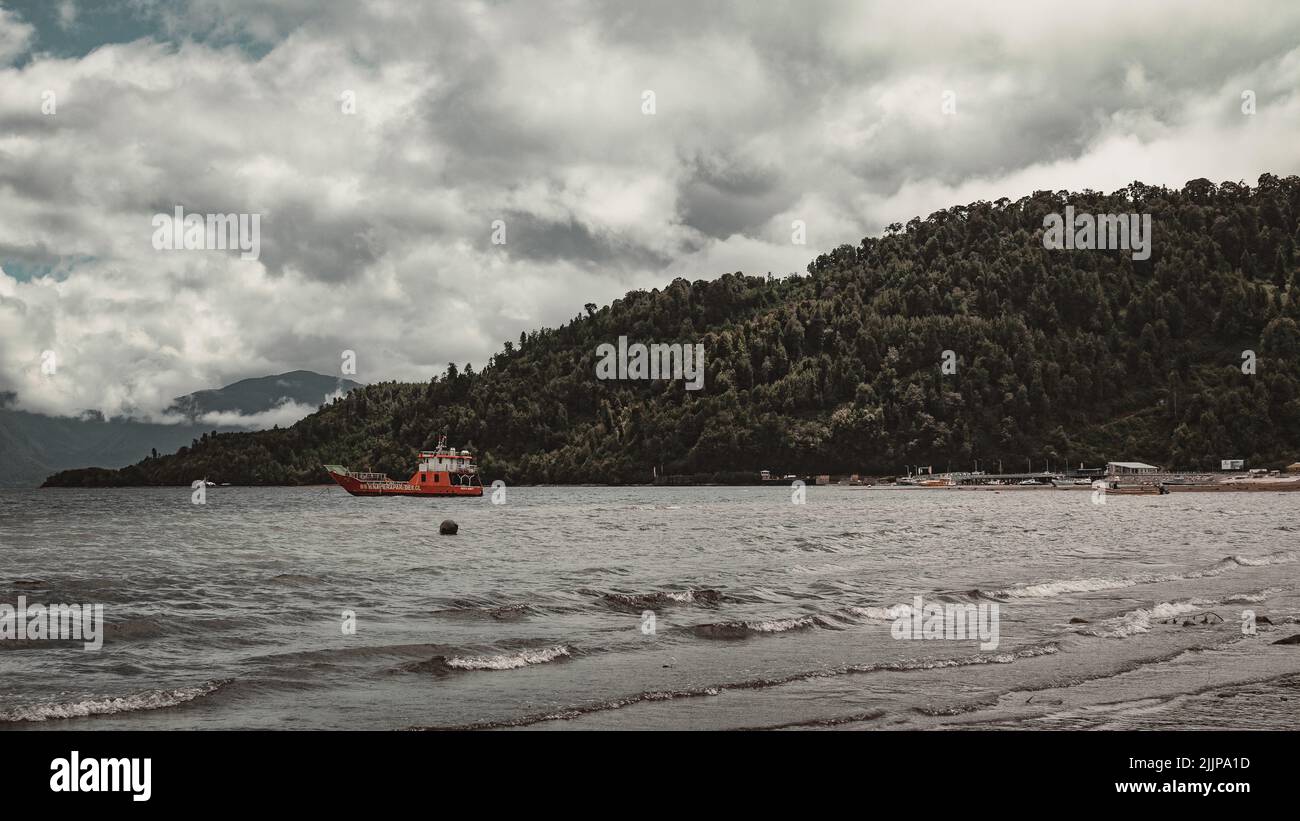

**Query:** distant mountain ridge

left=1, top=371, right=362, bottom=487
left=166, top=371, right=363, bottom=420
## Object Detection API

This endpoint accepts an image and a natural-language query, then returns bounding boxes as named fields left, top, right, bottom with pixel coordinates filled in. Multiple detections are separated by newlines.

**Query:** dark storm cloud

left=678, top=154, right=792, bottom=239
left=254, top=201, right=379, bottom=282
left=492, top=211, right=672, bottom=270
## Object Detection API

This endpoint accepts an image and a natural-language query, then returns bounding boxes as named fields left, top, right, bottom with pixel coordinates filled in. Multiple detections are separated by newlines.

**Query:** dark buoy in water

left=439, top=519, right=458, bottom=535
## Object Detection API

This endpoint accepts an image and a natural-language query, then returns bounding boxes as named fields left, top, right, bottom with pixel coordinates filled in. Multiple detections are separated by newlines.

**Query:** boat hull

left=325, top=468, right=483, bottom=497
left=1100, top=485, right=1166, bottom=495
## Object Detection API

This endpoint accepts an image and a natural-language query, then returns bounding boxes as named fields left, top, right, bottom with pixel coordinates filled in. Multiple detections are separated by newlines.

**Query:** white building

left=1107, top=461, right=1160, bottom=475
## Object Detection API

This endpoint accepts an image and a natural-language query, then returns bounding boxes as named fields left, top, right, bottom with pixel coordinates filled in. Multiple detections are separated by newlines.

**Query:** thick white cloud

left=187, top=399, right=334, bottom=429
left=2, top=0, right=1300, bottom=419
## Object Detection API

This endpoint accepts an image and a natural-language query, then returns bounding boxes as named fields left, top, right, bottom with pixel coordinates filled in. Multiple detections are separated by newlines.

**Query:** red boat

left=324, top=437, right=483, bottom=497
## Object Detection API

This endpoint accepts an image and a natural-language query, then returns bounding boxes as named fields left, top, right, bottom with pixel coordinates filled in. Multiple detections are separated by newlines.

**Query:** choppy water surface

left=2, top=486, right=1299, bottom=730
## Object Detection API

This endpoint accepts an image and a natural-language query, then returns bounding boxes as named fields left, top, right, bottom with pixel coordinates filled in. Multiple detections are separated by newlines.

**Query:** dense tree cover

left=44, top=175, right=1300, bottom=487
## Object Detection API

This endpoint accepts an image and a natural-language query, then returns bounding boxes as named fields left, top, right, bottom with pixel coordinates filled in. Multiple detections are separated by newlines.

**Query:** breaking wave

left=838, top=604, right=910, bottom=621
left=443, top=645, right=573, bottom=671
left=1080, top=592, right=1270, bottom=638
left=0, top=680, right=229, bottom=723
left=1081, top=601, right=1214, bottom=638
left=689, top=600, right=976, bottom=639
left=601, top=589, right=725, bottom=610
left=413, top=643, right=1060, bottom=729
left=690, top=616, right=823, bottom=639
left=979, top=553, right=1296, bottom=600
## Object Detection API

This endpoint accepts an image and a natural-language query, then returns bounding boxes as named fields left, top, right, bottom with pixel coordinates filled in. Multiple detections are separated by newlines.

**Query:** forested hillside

left=44, top=175, right=1300, bottom=486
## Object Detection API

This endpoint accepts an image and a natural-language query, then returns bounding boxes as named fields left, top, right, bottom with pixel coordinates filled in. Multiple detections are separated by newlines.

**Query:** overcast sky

left=3, top=0, right=1300, bottom=420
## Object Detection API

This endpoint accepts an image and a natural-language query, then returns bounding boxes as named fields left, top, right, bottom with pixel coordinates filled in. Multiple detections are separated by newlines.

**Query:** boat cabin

left=412, top=436, right=480, bottom=487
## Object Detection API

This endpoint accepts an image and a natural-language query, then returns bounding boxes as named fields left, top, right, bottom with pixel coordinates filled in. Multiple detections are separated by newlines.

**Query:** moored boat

left=1099, top=481, right=1169, bottom=496
left=1052, top=477, right=1100, bottom=489
left=918, top=477, right=955, bottom=487
left=324, top=436, right=483, bottom=497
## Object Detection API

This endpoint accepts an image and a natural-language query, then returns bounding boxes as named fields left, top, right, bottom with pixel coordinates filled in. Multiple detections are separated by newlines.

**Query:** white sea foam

left=1083, top=602, right=1206, bottom=638
left=0, top=681, right=226, bottom=723
left=842, top=604, right=910, bottom=621
left=987, top=553, right=1296, bottom=600
left=994, top=577, right=1140, bottom=599
left=1082, top=593, right=1269, bottom=638
left=445, top=645, right=572, bottom=671
left=745, top=617, right=817, bottom=633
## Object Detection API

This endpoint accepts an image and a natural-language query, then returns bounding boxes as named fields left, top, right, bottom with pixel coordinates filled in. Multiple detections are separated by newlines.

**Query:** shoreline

left=19, top=481, right=1300, bottom=493
left=938, top=483, right=1300, bottom=493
